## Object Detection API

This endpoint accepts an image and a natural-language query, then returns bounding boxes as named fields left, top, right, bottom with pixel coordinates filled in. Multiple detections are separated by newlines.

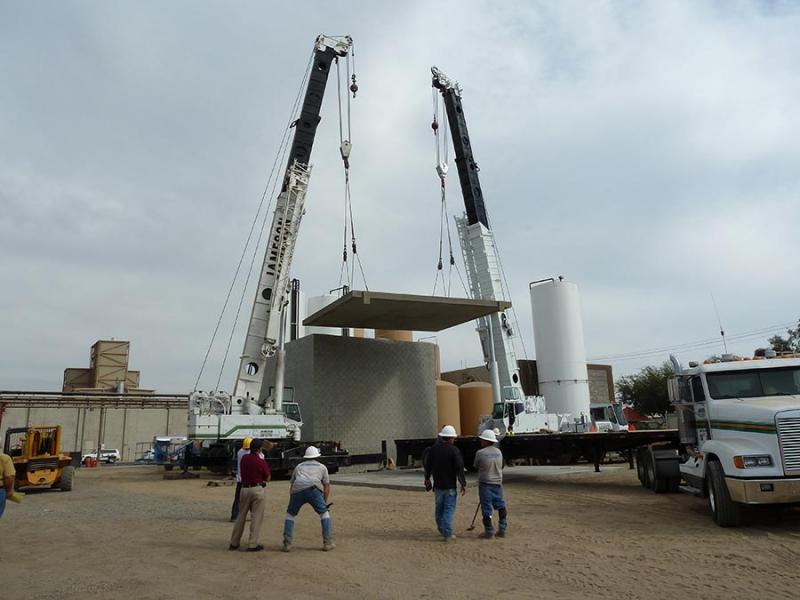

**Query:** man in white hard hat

left=474, top=429, right=507, bottom=538
left=422, top=424, right=466, bottom=542
left=282, top=446, right=334, bottom=552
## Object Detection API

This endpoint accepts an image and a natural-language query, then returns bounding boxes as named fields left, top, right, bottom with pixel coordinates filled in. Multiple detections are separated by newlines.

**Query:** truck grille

left=777, top=416, right=800, bottom=475
left=27, top=459, right=59, bottom=472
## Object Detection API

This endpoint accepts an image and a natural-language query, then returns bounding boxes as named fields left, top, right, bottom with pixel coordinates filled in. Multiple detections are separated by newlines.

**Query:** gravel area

left=2, top=465, right=800, bottom=599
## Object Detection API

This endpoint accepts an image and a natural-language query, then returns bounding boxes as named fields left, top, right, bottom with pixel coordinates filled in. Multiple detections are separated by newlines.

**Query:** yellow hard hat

left=242, top=437, right=253, bottom=449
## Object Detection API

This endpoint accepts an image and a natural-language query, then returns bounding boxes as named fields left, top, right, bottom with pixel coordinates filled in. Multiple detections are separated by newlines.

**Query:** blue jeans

left=434, top=488, right=457, bottom=538
left=283, top=487, right=332, bottom=543
left=0, top=488, right=5, bottom=519
left=478, top=483, right=507, bottom=534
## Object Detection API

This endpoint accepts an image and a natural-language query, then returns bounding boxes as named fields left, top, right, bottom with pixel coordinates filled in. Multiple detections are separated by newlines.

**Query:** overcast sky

left=2, top=1, right=800, bottom=393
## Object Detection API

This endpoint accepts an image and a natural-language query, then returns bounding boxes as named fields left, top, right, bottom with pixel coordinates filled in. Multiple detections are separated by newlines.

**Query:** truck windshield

left=283, top=403, right=302, bottom=422
left=706, top=366, right=800, bottom=399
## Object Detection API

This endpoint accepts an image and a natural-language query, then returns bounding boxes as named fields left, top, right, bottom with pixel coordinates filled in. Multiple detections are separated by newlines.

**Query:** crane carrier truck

left=185, top=35, right=357, bottom=476
left=396, top=65, right=679, bottom=472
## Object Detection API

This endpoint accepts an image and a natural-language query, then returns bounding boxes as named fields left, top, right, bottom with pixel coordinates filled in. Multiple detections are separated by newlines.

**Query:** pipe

left=486, top=315, right=502, bottom=407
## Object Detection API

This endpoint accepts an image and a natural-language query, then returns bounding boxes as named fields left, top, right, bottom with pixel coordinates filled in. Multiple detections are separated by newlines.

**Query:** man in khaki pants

left=229, top=439, right=271, bottom=552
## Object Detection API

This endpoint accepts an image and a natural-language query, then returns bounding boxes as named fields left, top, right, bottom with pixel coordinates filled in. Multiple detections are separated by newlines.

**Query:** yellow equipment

left=3, top=426, right=75, bottom=491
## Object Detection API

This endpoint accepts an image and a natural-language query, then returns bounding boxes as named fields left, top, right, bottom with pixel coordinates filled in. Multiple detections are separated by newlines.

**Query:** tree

left=768, top=319, right=800, bottom=354
left=616, top=362, right=674, bottom=417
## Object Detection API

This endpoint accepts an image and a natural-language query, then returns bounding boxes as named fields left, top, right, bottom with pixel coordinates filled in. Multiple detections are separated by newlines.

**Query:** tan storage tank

left=375, top=329, right=413, bottom=342
left=458, top=381, right=493, bottom=437
left=436, top=380, right=461, bottom=436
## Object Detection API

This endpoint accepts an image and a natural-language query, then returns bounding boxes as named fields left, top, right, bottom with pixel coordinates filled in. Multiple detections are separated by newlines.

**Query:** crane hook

left=350, top=74, right=358, bottom=98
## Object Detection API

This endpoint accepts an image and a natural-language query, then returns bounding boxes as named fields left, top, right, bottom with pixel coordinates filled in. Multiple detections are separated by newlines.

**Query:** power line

left=589, top=320, right=797, bottom=362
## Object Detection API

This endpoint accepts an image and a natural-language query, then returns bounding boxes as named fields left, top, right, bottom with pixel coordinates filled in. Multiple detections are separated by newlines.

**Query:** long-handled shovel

left=466, top=503, right=480, bottom=531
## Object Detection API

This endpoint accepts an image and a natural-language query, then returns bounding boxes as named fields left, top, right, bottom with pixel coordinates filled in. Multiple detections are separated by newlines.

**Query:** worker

left=282, top=446, right=334, bottom=552
left=474, top=429, right=507, bottom=538
left=229, top=438, right=270, bottom=552
left=0, top=451, right=14, bottom=519
left=422, top=425, right=466, bottom=542
left=230, top=436, right=253, bottom=522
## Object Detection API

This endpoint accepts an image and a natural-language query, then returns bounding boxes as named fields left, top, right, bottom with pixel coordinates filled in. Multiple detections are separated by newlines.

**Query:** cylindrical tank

left=458, top=381, right=493, bottom=437
left=304, top=295, right=343, bottom=337
left=375, top=329, right=413, bottom=342
left=530, top=280, right=590, bottom=420
left=436, top=380, right=461, bottom=436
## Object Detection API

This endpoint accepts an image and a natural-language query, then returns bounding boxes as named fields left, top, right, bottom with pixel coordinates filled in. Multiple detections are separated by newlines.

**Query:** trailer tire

left=707, top=460, right=742, bottom=527
left=58, top=466, right=75, bottom=492
left=645, top=452, right=657, bottom=491
left=636, top=449, right=649, bottom=488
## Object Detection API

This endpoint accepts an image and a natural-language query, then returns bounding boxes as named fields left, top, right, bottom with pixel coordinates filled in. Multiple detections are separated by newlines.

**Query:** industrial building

left=0, top=341, right=184, bottom=461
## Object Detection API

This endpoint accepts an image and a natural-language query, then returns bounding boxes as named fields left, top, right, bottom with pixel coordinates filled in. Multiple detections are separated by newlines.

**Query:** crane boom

left=235, top=35, right=353, bottom=402
left=432, top=66, right=554, bottom=433
left=432, top=66, right=521, bottom=395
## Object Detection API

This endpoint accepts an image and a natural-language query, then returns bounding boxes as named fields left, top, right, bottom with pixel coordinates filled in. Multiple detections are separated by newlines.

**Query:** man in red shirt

left=229, top=438, right=271, bottom=552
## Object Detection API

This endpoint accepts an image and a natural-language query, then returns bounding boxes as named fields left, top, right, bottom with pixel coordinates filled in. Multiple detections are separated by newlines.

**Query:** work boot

left=283, top=518, right=295, bottom=551
left=480, top=515, right=494, bottom=538
left=443, top=534, right=456, bottom=542
left=322, top=517, right=335, bottom=551
left=496, top=529, right=506, bottom=538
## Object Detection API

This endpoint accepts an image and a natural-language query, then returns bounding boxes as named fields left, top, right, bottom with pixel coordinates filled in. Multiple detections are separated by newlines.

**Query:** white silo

left=304, top=295, right=345, bottom=337
left=530, top=278, right=591, bottom=427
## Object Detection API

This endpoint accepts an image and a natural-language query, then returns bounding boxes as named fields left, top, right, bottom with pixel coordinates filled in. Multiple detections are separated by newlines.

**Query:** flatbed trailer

left=182, top=440, right=387, bottom=477
left=395, top=430, right=679, bottom=472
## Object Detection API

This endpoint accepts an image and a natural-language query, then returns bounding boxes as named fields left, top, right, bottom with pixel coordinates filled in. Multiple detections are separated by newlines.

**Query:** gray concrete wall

left=0, top=406, right=187, bottom=461
left=271, top=334, right=437, bottom=457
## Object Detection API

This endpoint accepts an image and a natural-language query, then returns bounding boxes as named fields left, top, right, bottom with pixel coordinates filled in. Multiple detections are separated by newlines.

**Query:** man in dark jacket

left=423, top=425, right=466, bottom=541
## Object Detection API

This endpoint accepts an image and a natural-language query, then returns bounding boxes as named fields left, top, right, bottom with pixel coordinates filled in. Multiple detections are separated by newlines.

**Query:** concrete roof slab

left=302, top=290, right=511, bottom=332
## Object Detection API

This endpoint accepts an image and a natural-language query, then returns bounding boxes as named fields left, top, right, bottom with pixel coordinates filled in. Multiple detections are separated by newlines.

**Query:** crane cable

left=193, top=50, right=314, bottom=391
left=335, top=49, right=368, bottom=291
left=431, top=90, right=456, bottom=296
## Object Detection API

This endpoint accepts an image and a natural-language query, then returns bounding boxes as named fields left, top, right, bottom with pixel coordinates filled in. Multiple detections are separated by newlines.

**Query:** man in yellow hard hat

left=230, top=437, right=252, bottom=521
left=1, top=451, right=15, bottom=519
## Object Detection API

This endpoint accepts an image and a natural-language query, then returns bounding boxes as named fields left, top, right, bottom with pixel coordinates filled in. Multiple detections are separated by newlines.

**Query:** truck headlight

left=733, top=455, right=773, bottom=468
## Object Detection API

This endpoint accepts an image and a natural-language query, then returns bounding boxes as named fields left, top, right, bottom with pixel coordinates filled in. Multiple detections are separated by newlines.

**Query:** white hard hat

left=439, top=425, right=458, bottom=438
left=479, top=429, right=498, bottom=443
left=304, top=446, right=321, bottom=459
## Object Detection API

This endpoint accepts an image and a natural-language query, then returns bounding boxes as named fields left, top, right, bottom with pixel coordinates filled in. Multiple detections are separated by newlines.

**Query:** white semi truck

left=637, top=354, right=800, bottom=526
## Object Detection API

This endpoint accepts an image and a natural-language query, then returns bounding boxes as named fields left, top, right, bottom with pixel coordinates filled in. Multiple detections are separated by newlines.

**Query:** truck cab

left=654, top=355, right=800, bottom=526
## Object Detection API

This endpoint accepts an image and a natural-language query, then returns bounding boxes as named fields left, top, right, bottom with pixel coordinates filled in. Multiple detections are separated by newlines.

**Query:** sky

left=2, top=1, right=800, bottom=393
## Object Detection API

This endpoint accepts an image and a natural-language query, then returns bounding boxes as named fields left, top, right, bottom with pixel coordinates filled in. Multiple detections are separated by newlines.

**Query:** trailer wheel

left=58, top=466, right=75, bottom=492
left=707, top=460, right=742, bottom=527
left=635, top=449, right=649, bottom=488
left=645, top=452, right=657, bottom=491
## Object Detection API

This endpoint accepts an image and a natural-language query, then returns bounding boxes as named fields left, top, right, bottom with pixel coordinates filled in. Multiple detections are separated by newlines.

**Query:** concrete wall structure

left=267, top=334, right=437, bottom=456
left=0, top=406, right=186, bottom=461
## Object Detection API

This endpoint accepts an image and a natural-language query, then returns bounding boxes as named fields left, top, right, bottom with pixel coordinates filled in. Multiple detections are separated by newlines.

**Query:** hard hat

left=242, top=437, right=253, bottom=449
left=479, top=429, right=498, bottom=443
left=304, top=446, right=321, bottom=459
left=438, top=425, right=457, bottom=438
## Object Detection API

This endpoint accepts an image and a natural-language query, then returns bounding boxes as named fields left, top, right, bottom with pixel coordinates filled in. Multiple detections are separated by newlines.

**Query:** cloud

left=2, top=1, right=800, bottom=393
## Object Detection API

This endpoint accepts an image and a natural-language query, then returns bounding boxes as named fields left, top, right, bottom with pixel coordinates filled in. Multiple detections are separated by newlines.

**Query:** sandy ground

left=2, top=465, right=800, bottom=600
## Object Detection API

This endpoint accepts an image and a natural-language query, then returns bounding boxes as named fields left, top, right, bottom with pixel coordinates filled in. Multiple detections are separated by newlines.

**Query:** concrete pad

left=302, top=289, right=511, bottom=332
left=331, top=465, right=625, bottom=491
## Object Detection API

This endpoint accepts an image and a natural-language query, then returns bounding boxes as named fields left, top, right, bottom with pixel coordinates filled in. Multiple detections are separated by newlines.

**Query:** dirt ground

left=2, top=465, right=800, bottom=600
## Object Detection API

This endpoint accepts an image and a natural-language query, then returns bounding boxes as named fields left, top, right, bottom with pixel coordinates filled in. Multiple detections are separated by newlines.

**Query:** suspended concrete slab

left=302, top=290, right=511, bottom=332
